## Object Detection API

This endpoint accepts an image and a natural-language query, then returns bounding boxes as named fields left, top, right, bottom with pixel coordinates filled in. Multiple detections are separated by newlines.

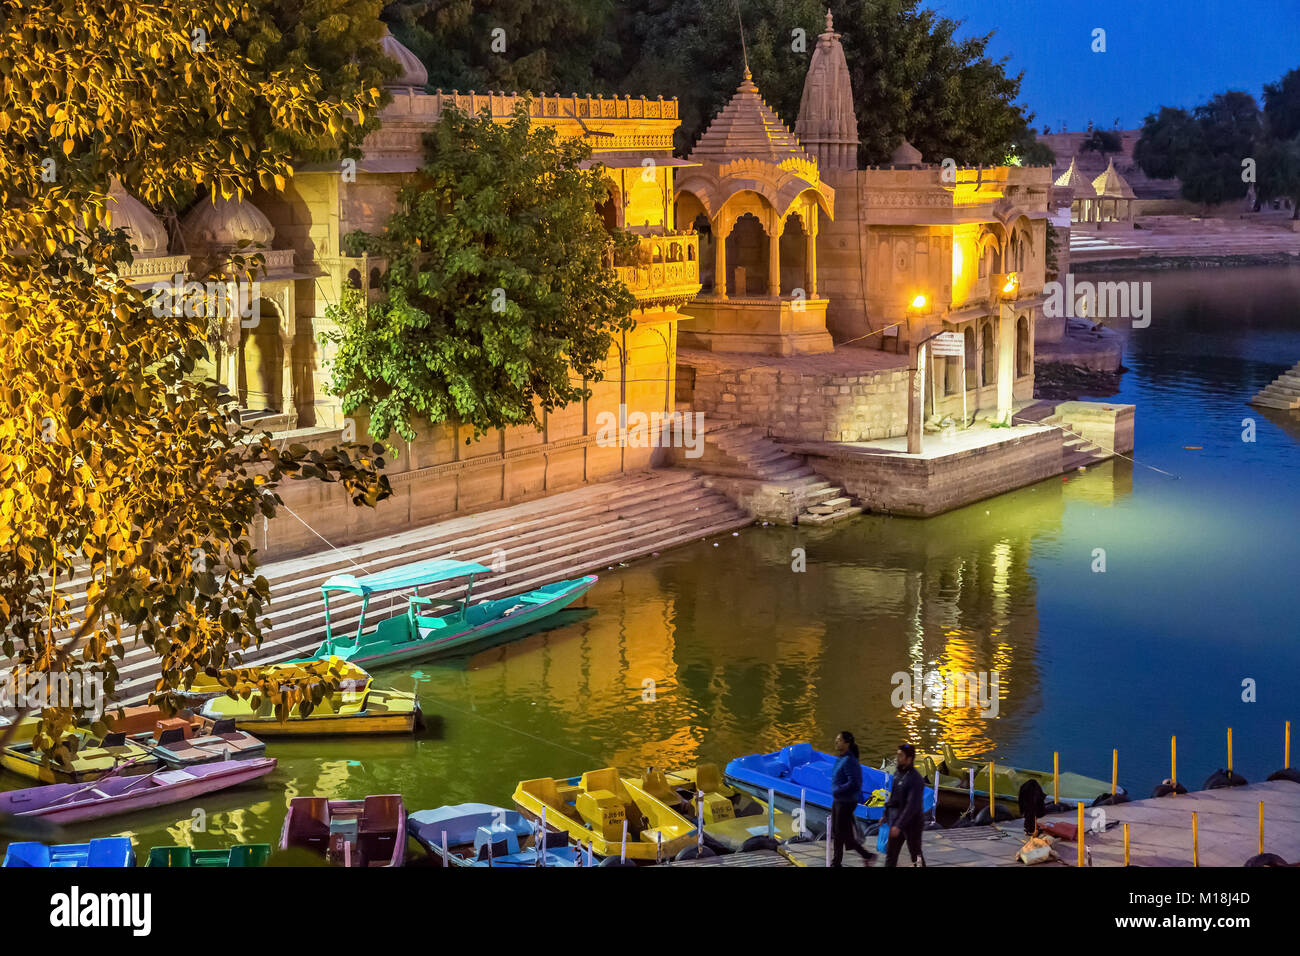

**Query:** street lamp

left=994, top=272, right=1020, bottom=425
left=905, top=293, right=931, bottom=454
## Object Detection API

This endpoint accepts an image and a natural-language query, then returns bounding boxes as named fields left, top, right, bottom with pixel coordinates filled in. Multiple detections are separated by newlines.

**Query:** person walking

left=884, top=742, right=926, bottom=867
left=830, top=731, right=874, bottom=866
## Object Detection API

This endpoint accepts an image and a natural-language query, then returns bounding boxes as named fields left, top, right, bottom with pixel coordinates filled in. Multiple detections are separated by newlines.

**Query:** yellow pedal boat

left=198, top=660, right=422, bottom=736
left=651, top=764, right=801, bottom=852
left=512, top=768, right=697, bottom=862
left=0, top=717, right=160, bottom=784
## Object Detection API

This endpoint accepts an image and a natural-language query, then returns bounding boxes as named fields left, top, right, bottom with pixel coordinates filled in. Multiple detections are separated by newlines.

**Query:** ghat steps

left=690, top=423, right=863, bottom=526
left=1013, top=403, right=1109, bottom=470
left=0, top=470, right=752, bottom=710
left=1249, top=361, right=1300, bottom=410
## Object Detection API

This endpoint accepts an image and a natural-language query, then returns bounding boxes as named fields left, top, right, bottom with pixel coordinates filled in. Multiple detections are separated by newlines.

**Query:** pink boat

left=0, top=757, right=277, bottom=825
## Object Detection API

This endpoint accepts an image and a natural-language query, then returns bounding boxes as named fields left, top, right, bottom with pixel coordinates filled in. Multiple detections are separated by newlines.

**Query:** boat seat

left=360, top=795, right=402, bottom=834
left=781, top=742, right=814, bottom=770
left=148, top=846, right=192, bottom=867
left=473, top=824, right=522, bottom=860
left=289, top=798, right=332, bottom=849
left=519, top=592, right=553, bottom=604
left=576, top=789, right=625, bottom=841
left=696, top=763, right=725, bottom=794
left=640, top=768, right=682, bottom=807
left=210, top=718, right=238, bottom=736
left=156, top=727, right=187, bottom=746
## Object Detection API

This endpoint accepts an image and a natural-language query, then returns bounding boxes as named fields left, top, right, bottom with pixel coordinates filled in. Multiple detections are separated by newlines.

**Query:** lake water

left=6, top=265, right=1300, bottom=855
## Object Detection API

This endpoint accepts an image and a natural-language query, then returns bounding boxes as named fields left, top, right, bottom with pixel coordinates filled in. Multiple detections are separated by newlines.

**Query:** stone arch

left=598, top=181, right=623, bottom=232
left=779, top=211, right=808, bottom=295
left=724, top=211, right=769, bottom=296
left=1016, top=314, right=1031, bottom=377
left=240, top=299, right=283, bottom=411
left=982, top=321, right=997, bottom=386
left=964, top=325, right=977, bottom=379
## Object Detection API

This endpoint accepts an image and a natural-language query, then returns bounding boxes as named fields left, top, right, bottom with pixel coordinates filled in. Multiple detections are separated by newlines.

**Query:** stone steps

left=1, top=470, right=754, bottom=709
left=1250, top=362, right=1300, bottom=410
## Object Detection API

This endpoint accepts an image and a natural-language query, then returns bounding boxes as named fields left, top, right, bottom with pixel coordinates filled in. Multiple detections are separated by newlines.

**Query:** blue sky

left=926, top=0, right=1300, bottom=132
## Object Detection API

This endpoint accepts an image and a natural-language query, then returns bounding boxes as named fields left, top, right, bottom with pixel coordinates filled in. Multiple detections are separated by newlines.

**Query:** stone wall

left=800, top=427, right=1063, bottom=516
left=682, top=352, right=911, bottom=442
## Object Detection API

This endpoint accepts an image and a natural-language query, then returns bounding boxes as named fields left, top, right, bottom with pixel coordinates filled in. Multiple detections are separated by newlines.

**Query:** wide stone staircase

left=686, top=423, right=862, bottom=526
left=1250, top=361, right=1300, bottom=410
left=1, top=470, right=752, bottom=710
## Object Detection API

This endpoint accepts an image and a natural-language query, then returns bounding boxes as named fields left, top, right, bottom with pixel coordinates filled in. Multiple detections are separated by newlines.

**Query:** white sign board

left=931, top=331, right=964, bottom=356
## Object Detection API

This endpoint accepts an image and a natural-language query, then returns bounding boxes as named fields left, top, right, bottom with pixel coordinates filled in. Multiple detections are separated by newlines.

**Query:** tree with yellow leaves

left=0, top=0, right=397, bottom=770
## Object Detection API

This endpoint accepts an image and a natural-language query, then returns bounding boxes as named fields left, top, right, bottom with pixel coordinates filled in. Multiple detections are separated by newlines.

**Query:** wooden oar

left=42, top=753, right=154, bottom=807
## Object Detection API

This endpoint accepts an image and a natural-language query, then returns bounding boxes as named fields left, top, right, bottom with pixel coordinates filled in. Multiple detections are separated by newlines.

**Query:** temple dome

left=380, top=25, right=428, bottom=91
left=794, top=10, right=859, bottom=171
left=689, top=70, right=813, bottom=165
left=181, top=195, right=275, bottom=253
left=1092, top=157, right=1136, bottom=198
left=890, top=139, right=922, bottom=166
left=1054, top=155, right=1095, bottom=194
left=106, top=178, right=169, bottom=257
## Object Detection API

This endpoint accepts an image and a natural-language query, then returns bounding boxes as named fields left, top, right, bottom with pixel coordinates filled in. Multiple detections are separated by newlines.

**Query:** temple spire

left=794, top=8, right=859, bottom=171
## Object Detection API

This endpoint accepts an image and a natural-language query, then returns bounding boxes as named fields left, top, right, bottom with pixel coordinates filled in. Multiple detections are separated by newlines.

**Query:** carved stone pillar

left=714, top=217, right=728, bottom=299
left=767, top=220, right=781, bottom=298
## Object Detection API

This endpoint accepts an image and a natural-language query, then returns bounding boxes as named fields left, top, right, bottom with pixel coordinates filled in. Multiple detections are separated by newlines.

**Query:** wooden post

left=1077, top=803, right=1085, bottom=867
left=1171, top=736, right=1177, bottom=794
left=1123, top=823, right=1130, bottom=867
left=1053, top=752, right=1059, bottom=806
left=1259, top=801, right=1264, bottom=855
left=1192, top=811, right=1199, bottom=867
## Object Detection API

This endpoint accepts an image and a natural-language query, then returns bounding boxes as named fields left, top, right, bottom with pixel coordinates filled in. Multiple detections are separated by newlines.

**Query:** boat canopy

left=321, top=559, right=492, bottom=597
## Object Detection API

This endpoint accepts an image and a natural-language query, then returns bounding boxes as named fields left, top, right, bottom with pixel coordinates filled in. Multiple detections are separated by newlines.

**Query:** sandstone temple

left=109, top=13, right=1134, bottom=556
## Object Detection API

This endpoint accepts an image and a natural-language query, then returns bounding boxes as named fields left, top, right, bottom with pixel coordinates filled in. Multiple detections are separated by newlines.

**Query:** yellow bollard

left=1192, top=811, right=1199, bottom=867
left=1112, top=749, right=1118, bottom=797
left=1286, top=721, right=1291, bottom=770
left=1259, top=802, right=1264, bottom=855
left=1077, top=802, right=1085, bottom=867
left=1123, top=823, right=1130, bottom=867
left=988, top=761, right=995, bottom=819
left=1171, top=736, right=1177, bottom=795
left=1053, top=752, right=1059, bottom=805
left=1227, top=727, right=1233, bottom=773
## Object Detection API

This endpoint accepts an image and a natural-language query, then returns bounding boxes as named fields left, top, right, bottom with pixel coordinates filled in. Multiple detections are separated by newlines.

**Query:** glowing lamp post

left=995, top=272, right=1019, bottom=425
left=906, top=293, right=930, bottom=455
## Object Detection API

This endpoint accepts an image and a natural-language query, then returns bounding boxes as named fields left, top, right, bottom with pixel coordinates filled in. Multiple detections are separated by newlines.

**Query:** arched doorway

left=779, top=213, right=807, bottom=295
left=724, top=213, right=768, bottom=296
left=982, top=322, right=997, bottom=386
left=1016, top=316, right=1031, bottom=377
left=240, top=299, right=283, bottom=411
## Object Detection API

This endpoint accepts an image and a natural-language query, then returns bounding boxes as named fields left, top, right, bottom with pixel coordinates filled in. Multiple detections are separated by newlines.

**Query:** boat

left=107, top=705, right=266, bottom=766
left=512, top=768, right=697, bottom=862
left=649, top=764, right=801, bottom=852
left=2, top=837, right=135, bottom=868
left=1, top=716, right=161, bottom=784
left=279, top=795, right=406, bottom=867
left=199, top=659, right=421, bottom=736
left=724, top=742, right=936, bottom=831
left=922, top=743, right=1127, bottom=811
left=0, top=757, right=277, bottom=826
left=146, top=844, right=271, bottom=867
left=302, top=558, right=597, bottom=666
left=408, top=803, right=582, bottom=867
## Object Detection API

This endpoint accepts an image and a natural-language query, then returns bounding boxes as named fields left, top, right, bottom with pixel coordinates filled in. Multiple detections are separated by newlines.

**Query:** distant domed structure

left=181, top=195, right=275, bottom=254
left=890, top=139, right=923, bottom=166
left=106, top=178, right=169, bottom=257
left=794, top=10, right=859, bottom=171
left=380, top=24, right=428, bottom=91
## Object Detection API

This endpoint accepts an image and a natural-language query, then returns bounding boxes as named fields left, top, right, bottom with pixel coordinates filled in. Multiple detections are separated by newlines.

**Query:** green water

left=5, top=265, right=1300, bottom=857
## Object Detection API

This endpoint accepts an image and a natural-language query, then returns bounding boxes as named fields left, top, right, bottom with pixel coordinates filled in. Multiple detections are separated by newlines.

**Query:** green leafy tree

left=0, top=0, right=393, bottom=763
left=1263, top=67, right=1300, bottom=142
left=1258, top=136, right=1300, bottom=219
left=1134, top=106, right=1200, bottom=180
left=1135, top=93, right=1260, bottom=209
left=325, top=102, right=636, bottom=443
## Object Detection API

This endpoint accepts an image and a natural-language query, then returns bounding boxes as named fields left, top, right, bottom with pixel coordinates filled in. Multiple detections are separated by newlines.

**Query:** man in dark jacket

left=830, top=731, right=874, bottom=866
left=884, top=743, right=926, bottom=867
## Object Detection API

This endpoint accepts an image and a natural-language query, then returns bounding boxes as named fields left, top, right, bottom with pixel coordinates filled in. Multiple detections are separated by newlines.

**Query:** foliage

left=0, top=0, right=394, bottom=753
left=1263, top=68, right=1300, bottom=142
left=1134, top=93, right=1261, bottom=209
left=390, top=0, right=1039, bottom=166
left=1133, top=107, right=1200, bottom=181
left=1257, top=136, right=1300, bottom=219
left=1080, top=129, right=1122, bottom=154
left=324, top=102, right=636, bottom=443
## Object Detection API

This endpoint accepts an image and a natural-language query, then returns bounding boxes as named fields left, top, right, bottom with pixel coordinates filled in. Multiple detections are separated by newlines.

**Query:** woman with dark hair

left=830, top=731, right=874, bottom=866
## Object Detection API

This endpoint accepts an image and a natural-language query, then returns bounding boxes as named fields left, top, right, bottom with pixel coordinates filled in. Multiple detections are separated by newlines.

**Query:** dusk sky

left=928, top=0, right=1300, bottom=132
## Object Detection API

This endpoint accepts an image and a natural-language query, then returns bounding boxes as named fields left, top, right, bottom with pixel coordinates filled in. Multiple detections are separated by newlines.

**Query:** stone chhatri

left=181, top=195, right=276, bottom=253
left=1091, top=157, right=1136, bottom=199
left=1054, top=155, right=1096, bottom=195
left=889, top=138, right=923, bottom=166
left=380, top=24, right=428, bottom=91
left=794, top=10, right=859, bottom=171
left=689, top=70, right=812, bottom=165
left=106, top=177, right=169, bottom=257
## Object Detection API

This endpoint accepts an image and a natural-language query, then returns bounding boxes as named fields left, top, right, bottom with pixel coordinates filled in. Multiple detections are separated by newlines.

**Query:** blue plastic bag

left=876, top=819, right=890, bottom=853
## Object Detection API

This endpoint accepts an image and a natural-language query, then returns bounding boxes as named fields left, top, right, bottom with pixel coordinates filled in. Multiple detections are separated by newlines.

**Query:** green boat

left=910, top=743, right=1126, bottom=811
left=302, top=559, right=597, bottom=667
left=147, top=844, right=270, bottom=867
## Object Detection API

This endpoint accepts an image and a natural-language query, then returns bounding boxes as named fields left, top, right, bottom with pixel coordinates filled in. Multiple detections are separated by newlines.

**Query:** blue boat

left=408, top=803, right=581, bottom=867
left=2, top=837, right=135, bottom=867
left=724, top=742, right=935, bottom=831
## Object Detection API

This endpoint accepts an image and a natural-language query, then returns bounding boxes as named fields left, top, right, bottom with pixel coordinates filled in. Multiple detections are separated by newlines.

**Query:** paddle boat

left=107, top=705, right=266, bottom=766
left=916, top=743, right=1127, bottom=812
left=1, top=716, right=161, bottom=784
left=648, top=764, right=801, bottom=852
left=146, top=844, right=271, bottom=867
left=199, top=659, right=422, bottom=736
left=408, top=803, right=581, bottom=867
left=724, top=742, right=936, bottom=833
left=2, top=837, right=136, bottom=868
left=512, top=768, right=697, bottom=862
left=0, top=757, right=277, bottom=826
left=279, top=795, right=406, bottom=867
left=301, top=559, right=597, bottom=667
